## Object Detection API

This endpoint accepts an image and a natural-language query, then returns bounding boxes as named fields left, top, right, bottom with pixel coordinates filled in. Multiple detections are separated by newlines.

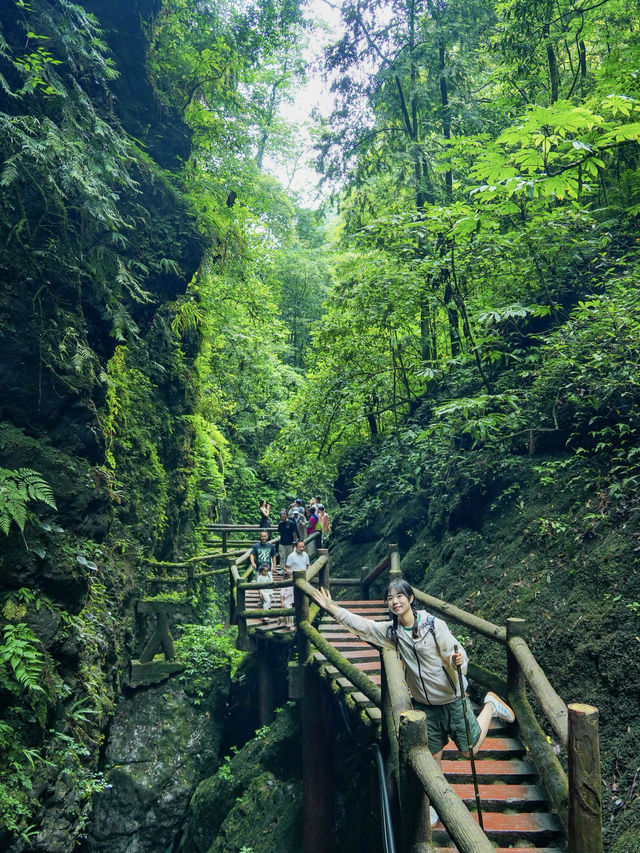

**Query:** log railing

left=289, top=549, right=601, bottom=853
left=205, top=523, right=279, bottom=555
left=409, top=589, right=601, bottom=852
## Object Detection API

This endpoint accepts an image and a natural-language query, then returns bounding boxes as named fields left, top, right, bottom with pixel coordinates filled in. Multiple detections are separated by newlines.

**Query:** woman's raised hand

left=313, top=586, right=333, bottom=610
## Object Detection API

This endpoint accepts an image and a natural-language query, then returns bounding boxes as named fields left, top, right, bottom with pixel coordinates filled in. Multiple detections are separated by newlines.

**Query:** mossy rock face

left=612, top=826, right=640, bottom=853
left=87, top=671, right=229, bottom=853
left=178, top=704, right=301, bottom=853
left=206, top=771, right=302, bottom=853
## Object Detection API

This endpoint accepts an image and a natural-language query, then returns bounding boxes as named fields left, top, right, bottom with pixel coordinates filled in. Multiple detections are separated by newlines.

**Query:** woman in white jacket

left=312, top=578, right=514, bottom=769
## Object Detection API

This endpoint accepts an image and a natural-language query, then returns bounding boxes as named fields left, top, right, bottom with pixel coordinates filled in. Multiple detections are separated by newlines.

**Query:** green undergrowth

left=175, top=622, right=245, bottom=706
left=0, top=570, right=126, bottom=845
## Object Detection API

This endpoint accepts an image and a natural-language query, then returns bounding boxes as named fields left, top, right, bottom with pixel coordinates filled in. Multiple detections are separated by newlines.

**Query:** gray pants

left=279, top=544, right=294, bottom=566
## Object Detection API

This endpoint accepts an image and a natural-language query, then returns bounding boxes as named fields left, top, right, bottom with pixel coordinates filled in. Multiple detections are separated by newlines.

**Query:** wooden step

left=317, top=637, right=379, bottom=648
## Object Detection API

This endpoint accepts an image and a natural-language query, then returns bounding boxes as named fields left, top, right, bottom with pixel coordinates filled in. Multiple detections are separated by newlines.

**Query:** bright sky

left=263, top=0, right=344, bottom=207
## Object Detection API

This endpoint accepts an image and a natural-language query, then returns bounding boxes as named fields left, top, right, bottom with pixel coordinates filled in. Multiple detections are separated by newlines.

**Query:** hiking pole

left=454, top=643, right=484, bottom=830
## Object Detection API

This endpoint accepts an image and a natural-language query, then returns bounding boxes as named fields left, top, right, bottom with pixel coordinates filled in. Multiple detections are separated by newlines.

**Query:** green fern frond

left=0, top=468, right=57, bottom=535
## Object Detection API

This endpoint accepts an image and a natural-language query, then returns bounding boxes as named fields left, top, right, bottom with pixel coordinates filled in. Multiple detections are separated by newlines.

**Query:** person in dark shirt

left=277, top=509, right=298, bottom=568
left=258, top=499, right=271, bottom=532
left=249, top=529, right=276, bottom=575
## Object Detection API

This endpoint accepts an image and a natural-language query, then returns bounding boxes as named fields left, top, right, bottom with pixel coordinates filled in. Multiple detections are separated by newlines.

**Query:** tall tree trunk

left=439, top=41, right=453, bottom=200
left=444, top=278, right=461, bottom=357
left=420, top=298, right=436, bottom=363
left=543, top=16, right=559, bottom=103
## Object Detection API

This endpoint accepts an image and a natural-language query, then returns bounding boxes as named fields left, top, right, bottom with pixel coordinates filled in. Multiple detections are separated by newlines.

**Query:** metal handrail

left=373, top=743, right=396, bottom=853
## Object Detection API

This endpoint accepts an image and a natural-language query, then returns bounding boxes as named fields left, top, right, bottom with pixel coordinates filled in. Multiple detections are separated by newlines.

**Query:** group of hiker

left=249, top=497, right=330, bottom=625
left=257, top=497, right=330, bottom=546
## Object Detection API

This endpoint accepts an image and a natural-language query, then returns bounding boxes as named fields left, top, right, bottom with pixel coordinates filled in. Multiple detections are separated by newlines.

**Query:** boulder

left=86, top=670, right=228, bottom=853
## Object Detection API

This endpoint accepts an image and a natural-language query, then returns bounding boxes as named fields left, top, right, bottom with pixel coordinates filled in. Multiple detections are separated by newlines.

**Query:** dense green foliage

left=1, top=0, right=640, bottom=848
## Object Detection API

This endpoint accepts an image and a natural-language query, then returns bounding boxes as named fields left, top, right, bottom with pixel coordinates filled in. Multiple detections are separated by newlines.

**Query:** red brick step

left=449, top=782, right=550, bottom=810
left=432, top=811, right=564, bottom=845
left=440, top=758, right=539, bottom=782
left=443, top=736, right=525, bottom=759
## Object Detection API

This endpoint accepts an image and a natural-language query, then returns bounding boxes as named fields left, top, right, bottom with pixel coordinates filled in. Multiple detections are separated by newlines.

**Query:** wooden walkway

left=313, top=600, right=566, bottom=852
left=245, top=580, right=296, bottom=637
left=226, top=542, right=601, bottom=852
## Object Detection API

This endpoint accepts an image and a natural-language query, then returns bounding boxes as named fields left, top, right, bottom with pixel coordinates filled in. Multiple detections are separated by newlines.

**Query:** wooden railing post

left=360, top=566, right=369, bottom=600
left=388, top=544, right=402, bottom=582
left=318, top=548, right=330, bottom=590
left=568, top=703, right=602, bottom=853
left=380, top=655, right=400, bottom=840
left=257, top=641, right=275, bottom=726
left=302, top=663, right=334, bottom=853
left=293, top=569, right=310, bottom=662
left=398, top=711, right=431, bottom=851
left=236, top=578, right=249, bottom=649
left=506, top=617, right=526, bottom=695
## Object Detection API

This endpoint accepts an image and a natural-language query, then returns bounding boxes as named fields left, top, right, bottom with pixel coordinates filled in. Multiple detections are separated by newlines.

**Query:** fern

left=0, top=468, right=57, bottom=535
left=0, top=623, right=45, bottom=695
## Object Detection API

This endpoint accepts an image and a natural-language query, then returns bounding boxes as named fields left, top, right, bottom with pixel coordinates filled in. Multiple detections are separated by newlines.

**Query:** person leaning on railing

left=312, top=578, right=515, bottom=827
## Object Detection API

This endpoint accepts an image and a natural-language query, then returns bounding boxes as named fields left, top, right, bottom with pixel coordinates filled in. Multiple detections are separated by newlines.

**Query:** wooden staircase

left=317, top=600, right=567, bottom=852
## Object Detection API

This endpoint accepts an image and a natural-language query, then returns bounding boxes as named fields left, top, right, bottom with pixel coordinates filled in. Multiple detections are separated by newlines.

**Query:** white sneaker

left=429, top=805, right=439, bottom=827
left=484, top=691, right=515, bottom=723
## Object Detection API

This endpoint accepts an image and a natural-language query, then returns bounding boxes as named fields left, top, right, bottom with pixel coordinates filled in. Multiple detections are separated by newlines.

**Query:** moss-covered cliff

left=0, top=2, right=208, bottom=848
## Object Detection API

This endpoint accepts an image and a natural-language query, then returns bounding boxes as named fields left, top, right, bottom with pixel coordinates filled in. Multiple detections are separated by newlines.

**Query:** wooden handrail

left=239, top=578, right=296, bottom=590
left=306, top=553, right=328, bottom=582
left=402, top=712, right=495, bottom=853
left=206, top=523, right=279, bottom=531
left=412, top=589, right=507, bottom=644
left=509, top=688, right=568, bottom=823
left=508, top=634, right=569, bottom=747
left=360, top=553, right=391, bottom=592
left=297, top=618, right=381, bottom=706
left=237, top=607, right=295, bottom=619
